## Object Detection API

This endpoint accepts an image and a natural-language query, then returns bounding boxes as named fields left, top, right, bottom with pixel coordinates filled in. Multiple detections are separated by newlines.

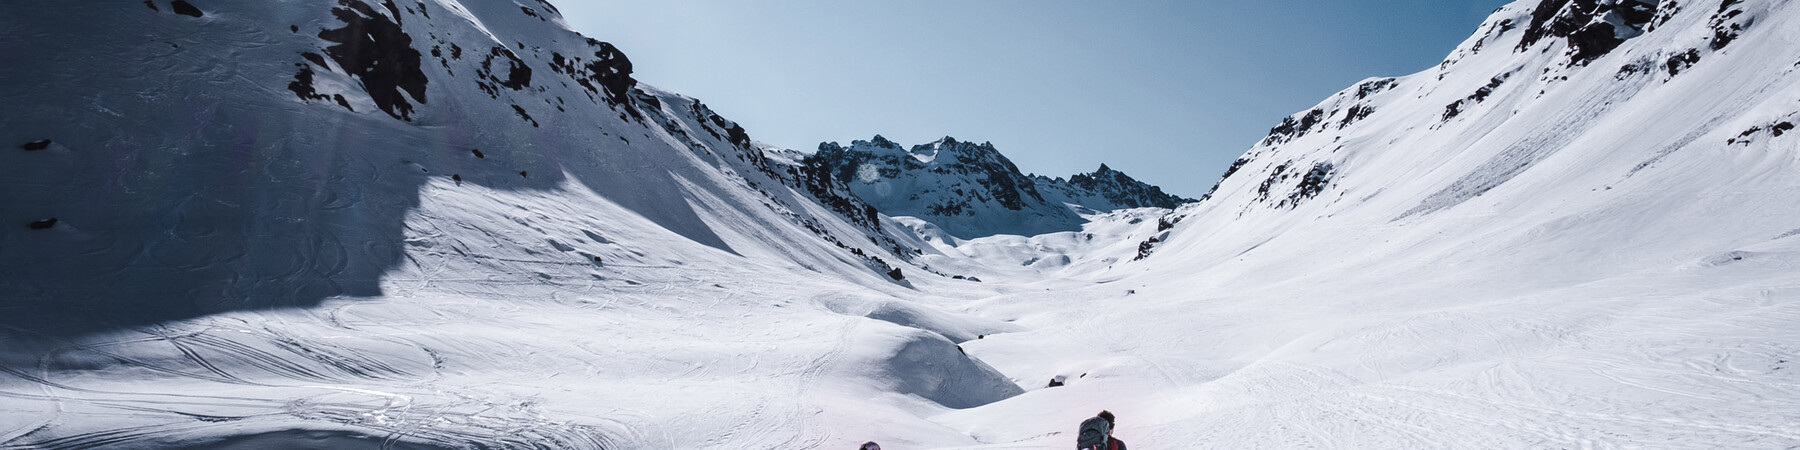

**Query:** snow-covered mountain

left=1033, top=164, right=1194, bottom=213
left=997, top=0, right=1799, bottom=446
left=0, top=2, right=1007, bottom=447
left=1, top=0, right=1797, bottom=448
left=802, top=135, right=1188, bottom=240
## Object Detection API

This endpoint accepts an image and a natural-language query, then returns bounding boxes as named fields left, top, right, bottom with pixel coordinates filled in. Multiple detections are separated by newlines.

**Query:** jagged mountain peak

left=802, top=135, right=1190, bottom=239
left=1035, top=163, right=1196, bottom=211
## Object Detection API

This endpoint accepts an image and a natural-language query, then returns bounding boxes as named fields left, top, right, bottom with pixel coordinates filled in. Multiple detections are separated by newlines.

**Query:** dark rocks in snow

left=1050, top=164, right=1195, bottom=209
left=317, top=0, right=429, bottom=121
left=1256, top=162, right=1292, bottom=202
left=21, top=139, right=51, bottom=151
left=170, top=0, right=203, bottom=17
left=887, top=267, right=905, bottom=281
left=519, top=171, right=529, bottom=178
left=301, top=52, right=328, bottom=68
left=1517, top=0, right=1660, bottom=64
left=1047, top=378, right=1065, bottom=388
left=548, top=40, right=638, bottom=107
left=471, top=149, right=485, bottom=159
left=1665, top=49, right=1701, bottom=76
left=1340, top=104, right=1376, bottom=128
left=1262, top=109, right=1328, bottom=146
left=807, top=136, right=1069, bottom=236
left=1280, top=162, right=1336, bottom=209
left=1709, top=3, right=1747, bottom=50
left=476, top=46, right=533, bottom=98
left=1157, top=213, right=1183, bottom=232
left=28, top=218, right=57, bottom=230
left=1443, top=73, right=1512, bottom=121
left=794, top=146, right=884, bottom=231
left=286, top=65, right=353, bottom=112
left=1729, top=120, right=1797, bottom=145
left=511, top=104, right=539, bottom=127
left=1567, top=22, right=1624, bottom=63
left=1355, top=78, right=1398, bottom=100
left=1133, top=236, right=1161, bottom=261
left=143, top=0, right=157, bottom=11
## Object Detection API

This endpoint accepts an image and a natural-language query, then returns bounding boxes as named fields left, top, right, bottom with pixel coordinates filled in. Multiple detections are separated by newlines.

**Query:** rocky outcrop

left=1034, top=164, right=1194, bottom=211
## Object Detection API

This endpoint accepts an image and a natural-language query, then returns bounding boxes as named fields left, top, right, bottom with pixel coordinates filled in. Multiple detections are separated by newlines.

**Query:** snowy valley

left=2, top=0, right=1798, bottom=449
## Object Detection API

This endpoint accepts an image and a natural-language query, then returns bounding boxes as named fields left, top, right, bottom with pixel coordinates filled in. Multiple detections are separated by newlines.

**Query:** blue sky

left=556, top=1, right=1512, bottom=197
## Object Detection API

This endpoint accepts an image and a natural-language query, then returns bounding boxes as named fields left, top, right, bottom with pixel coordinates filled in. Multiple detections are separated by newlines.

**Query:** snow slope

left=0, top=1, right=1012, bottom=448
left=1, top=0, right=1797, bottom=448
left=940, top=0, right=1800, bottom=448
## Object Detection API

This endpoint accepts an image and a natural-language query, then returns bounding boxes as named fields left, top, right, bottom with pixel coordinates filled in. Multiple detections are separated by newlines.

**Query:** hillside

left=1, top=0, right=1797, bottom=448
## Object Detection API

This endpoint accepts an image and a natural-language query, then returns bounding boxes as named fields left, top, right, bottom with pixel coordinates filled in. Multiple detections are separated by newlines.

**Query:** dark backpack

left=1076, top=416, right=1111, bottom=450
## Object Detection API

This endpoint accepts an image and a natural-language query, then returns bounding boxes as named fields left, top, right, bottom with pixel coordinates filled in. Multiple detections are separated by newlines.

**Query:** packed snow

left=2, top=0, right=1798, bottom=449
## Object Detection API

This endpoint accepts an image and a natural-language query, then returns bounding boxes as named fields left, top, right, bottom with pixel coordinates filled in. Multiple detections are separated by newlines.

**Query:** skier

left=1077, top=410, right=1127, bottom=450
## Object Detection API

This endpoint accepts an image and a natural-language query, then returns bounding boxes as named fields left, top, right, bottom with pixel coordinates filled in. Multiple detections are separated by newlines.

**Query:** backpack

left=1076, top=416, right=1111, bottom=450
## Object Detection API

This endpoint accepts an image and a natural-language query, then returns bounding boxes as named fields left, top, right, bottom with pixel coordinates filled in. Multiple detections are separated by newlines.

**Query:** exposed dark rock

left=1709, top=3, right=1747, bottom=50
left=1568, top=22, right=1624, bottom=64
left=1443, top=73, right=1512, bottom=121
left=28, top=218, right=57, bottom=230
left=476, top=46, right=532, bottom=98
left=548, top=40, right=638, bottom=107
left=286, top=65, right=351, bottom=112
left=471, top=149, right=485, bottom=158
left=1725, top=118, right=1796, bottom=146
left=797, top=144, right=884, bottom=230
left=1134, top=236, right=1161, bottom=261
left=1517, top=0, right=1661, bottom=64
left=511, top=104, right=539, bottom=127
left=1280, top=162, right=1336, bottom=208
left=143, top=1, right=157, bottom=11
left=1156, top=213, right=1182, bottom=232
left=1340, top=104, right=1376, bottom=128
left=1050, top=164, right=1194, bottom=209
left=1355, top=78, right=1398, bottom=100
left=1256, top=162, right=1292, bottom=202
left=300, top=52, right=328, bottom=68
left=317, top=0, right=429, bottom=121
left=887, top=267, right=905, bottom=281
left=1263, top=109, right=1328, bottom=146
left=21, top=139, right=51, bottom=151
left=170, top=0, right=202, bottom=17
left=1666, top=49, right=1701, bottom=76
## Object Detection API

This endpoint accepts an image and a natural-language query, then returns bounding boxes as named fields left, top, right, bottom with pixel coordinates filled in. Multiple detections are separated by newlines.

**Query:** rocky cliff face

left=1034, top=164, right=1195, bottom=212
left=801, top=136, right=1186, bottom=239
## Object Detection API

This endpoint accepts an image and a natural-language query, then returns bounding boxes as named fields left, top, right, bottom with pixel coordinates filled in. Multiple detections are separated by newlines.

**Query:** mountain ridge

left=800, top=135, right=1191, bottom=240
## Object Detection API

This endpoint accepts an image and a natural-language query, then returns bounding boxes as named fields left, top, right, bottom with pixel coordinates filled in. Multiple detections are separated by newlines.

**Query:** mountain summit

left=803, top=136, right=1188, bottom=239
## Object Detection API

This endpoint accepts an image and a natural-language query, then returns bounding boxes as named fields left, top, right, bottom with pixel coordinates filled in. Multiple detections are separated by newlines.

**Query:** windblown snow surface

left=2, top=0, right=1799, bottom=449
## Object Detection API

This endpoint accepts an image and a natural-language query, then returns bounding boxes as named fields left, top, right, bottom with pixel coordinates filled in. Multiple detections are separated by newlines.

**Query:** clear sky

left=556, top=0, right=1512, bottom=197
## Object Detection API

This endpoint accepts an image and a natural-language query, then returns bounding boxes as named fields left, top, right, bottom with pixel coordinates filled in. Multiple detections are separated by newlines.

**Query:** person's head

left=1097, top=410, right=1116, bottom=435
left=860, top=441, right=881, bottom=450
